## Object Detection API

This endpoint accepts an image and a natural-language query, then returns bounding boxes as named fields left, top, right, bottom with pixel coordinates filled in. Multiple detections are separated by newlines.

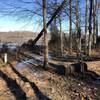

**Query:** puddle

left=15, top=58, right=45, bottom=79
left=16, top=57, right=43, bottom=68
left=16, top=59, right=34, bottom=70
left=15, top=53, right=54, bottom=73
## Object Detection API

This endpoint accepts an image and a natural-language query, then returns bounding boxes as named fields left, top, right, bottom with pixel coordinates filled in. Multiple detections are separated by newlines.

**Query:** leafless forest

left=0, top=0, right=100, bottom=100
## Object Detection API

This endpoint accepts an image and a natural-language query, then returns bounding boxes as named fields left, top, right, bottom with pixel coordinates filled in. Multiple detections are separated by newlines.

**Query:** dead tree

left=42, top=0, right=48, bottom=68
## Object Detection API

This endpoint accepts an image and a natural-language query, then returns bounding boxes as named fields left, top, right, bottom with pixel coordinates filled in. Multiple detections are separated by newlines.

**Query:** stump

left=66, top=62, right=88, bottom=75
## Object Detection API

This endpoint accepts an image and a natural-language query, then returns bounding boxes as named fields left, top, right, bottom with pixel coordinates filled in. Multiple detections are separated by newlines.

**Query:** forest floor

left=0, top=50, right=100, bottom=100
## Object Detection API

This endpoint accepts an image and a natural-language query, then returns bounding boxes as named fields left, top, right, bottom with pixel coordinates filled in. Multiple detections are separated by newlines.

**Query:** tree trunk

left=96, top=11, right=98, bottom=40
left=76, top=0, right=81, bottom=60
left=69, top=0, right=72, bottom=54
left=85, top=0, right=89, bottom=54
left=42, top=0, right=48, bottom=68
left=96, top=0, right=99, bottom=39
left=33, top=0, right=67, bottom=45
left=93, top=0, right=97, bottom=45
left=59, top=16, right=63, bottom=56
left=88, top=0, right=93, bottom=56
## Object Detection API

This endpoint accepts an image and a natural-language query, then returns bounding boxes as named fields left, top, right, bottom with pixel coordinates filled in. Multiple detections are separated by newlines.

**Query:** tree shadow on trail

left=8, top=62, right=50, bottom=100
left=0, top=70, right=26, bottom=100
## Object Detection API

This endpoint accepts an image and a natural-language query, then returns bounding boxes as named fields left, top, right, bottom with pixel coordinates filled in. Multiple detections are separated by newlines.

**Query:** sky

left=0, top=15, right=37, bottom=32
left=0, top=0, right=41, bottom=32
left=0, top=0, right=100, bottom=35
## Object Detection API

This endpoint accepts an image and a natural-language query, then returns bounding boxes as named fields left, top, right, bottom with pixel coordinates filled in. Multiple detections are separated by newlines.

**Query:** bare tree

left=33, top=0, right=67, bottom=44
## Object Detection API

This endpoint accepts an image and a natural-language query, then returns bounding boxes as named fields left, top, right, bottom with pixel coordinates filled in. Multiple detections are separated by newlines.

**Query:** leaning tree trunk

left=88, top=0, right=93, bottom=56
left=42, top=0, right=48, bottom=68
left=85, top=0, right=89, bottom=54
left=33, top=0, right=67, bottom=45
left=69, top=0, right=72, bottom=54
